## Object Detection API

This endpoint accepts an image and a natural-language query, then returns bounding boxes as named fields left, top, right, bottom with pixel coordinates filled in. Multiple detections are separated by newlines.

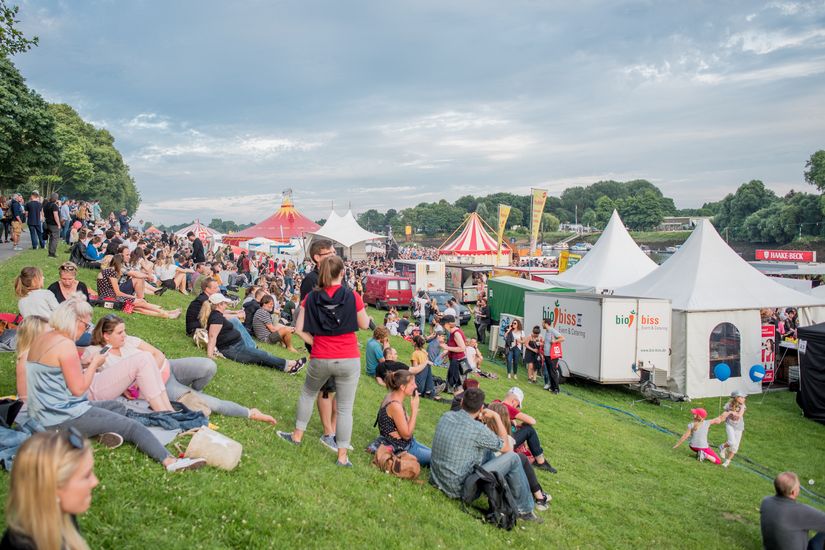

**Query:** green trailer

left=487, top=276, right=575, bottom=323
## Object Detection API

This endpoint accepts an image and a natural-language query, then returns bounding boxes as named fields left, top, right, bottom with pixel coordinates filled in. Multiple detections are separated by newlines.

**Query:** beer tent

left=617, top=220, right=825, bottom=398
left=305, top=210, right=386, bottom=261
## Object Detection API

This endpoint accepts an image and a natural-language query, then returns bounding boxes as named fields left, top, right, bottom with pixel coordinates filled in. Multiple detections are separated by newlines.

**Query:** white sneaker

left=722, top=460, right=730, bottom=468
left=697, top=450, right=706, bottom=462
left=718, top=444, right=727, bottom=460
left=166, top=457, right=207, bottom=472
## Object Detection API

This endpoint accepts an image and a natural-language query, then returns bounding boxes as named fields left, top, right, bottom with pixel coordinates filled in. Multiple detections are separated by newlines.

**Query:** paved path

left=0, top=244, right=23, bottom=263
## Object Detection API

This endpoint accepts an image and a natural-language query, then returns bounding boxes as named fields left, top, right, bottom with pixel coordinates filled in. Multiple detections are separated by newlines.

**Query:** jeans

left=220, top=340, right=286, bottom=370
left=808, top=532, right=825, bottom=550
left=165, top=361, right=248, bottom=418
left=513, top=425, right=544, bottom=458
left=229, top=317, right=256, bottom=349
left=62, top=219, right=73, bottom=243
left=506, top=347, right=521, bottom=375
left=28, top=224, right=44, bottom=249
left=55, top=400, right=171, bottom=463
left=481, top=451, right=534, bottom=514
left=542, top=355, right=559, bottom=392
left=295, top=358, right=360, bottom=449
left=407, top=437, right=432, bottom=467
left=0, top=220, right=9, bottom=241
left=415, top=365, right=436, bottom=397
left=447, top=358, right=465, bottom=392
left=75, top=330, right=92, bottom=347
left=46, top=223, right=60, bottom=255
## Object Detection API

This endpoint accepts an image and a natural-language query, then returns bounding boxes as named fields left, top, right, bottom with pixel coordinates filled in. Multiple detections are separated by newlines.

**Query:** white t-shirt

left=18, top=289, right=59, bottom=319
left=444, top=306, right=457, bottom=318
left=465, top=346, right=478, bottom=369
left=724, top=403, right=746, bottom=430
left=155, top=264, right=178, bottom=281
left=386, top=320, right=399, bottom=336
left=688, top=421, right=710, bottom=449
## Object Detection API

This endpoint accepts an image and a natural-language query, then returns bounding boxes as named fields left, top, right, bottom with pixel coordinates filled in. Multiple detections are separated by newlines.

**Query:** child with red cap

left=672, top=408, right=724, bottom=464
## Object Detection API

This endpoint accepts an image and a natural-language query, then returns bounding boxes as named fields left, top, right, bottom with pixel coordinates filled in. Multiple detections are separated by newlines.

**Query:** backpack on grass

left=460, top=465, right=518, bottom=530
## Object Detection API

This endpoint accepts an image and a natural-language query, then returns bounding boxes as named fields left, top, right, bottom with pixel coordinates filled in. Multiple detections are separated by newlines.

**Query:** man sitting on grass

left=761, top=471, right=825, bottom=550
left=492, top=388, right=558, bottom=474
left=429, top=387, right=542, bottom=523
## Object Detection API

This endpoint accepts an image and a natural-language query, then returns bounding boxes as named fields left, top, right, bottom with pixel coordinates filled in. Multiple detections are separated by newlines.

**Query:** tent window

left=709, top=323, right=742, bottom=379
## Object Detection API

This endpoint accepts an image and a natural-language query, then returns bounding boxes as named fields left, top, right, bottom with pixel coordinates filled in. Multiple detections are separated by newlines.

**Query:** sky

left=12, top=0, right=825, bottom=225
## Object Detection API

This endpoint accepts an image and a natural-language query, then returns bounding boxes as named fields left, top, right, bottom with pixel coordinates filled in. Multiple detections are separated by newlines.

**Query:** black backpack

left=460, top=464, right=518, bottom=530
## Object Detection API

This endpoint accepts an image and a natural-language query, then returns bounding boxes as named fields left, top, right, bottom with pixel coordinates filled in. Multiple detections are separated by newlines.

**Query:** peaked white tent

left=617, top=220, right=825, bottom=398
left=306, top=210, right=386, bottom=260
left=544, top=210, right=657, bottom=292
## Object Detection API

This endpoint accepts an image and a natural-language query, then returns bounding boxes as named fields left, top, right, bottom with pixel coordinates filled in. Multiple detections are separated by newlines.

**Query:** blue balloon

left=714, top=363, right=731, bottom=382
left=749, top=364, right=766, bottom=383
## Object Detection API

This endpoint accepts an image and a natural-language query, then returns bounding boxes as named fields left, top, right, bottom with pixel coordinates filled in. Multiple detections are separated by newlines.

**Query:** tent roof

left=616, top=220, right=825, bottom=311
left=439, top=212, right=510, bottom=255
left=308, top=209, right=385, bottom=248
left=223, top=196, right=319, bottom=244
left=173, top=220, right=222, bottom=238
left=546, top=210, right=657, bottom=291
left=144, top=225, right=162, bottom=234
left=488, top=276, right=552, bottom=291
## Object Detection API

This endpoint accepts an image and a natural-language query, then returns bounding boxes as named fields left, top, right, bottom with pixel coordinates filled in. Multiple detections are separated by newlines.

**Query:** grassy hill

left=0, top=250, right=823, bottom=549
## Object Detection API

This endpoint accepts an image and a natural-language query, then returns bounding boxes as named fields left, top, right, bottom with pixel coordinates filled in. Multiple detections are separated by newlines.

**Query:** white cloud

left=132, top=129, right=327, bottom=161
left=126, top=113, right=170, bottom=130
left=381, top=110, right=509, bottom=134
left=725, top=28, right=825, bottom=55
left=622, top=62, right=673, bottom=83
left=693, top=57, right=825, bottom=84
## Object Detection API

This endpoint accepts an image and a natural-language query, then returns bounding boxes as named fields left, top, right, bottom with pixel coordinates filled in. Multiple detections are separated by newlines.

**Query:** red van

left=363, top=274, right=413, bottom=310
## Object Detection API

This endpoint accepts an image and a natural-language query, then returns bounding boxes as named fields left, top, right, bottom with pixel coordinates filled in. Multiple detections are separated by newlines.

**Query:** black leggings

left=0, top=220, right=9, bottom=241
left=513, top=424, right=544, bottom=458
left=519, top=453, right=542, bottom=494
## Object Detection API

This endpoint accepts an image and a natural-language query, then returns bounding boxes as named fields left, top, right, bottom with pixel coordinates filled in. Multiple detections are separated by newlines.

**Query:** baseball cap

left=730, top=390, right=747, bottom=398
left=508, top=387, right=525, bottom=407
left=208, top=293, right=233, bottom=305
left=690, top=408, right=707, bottom=419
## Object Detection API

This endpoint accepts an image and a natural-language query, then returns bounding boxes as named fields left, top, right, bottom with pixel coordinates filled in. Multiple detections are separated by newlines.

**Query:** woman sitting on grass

left=673, top=407, right=724, bottom=464
left=252, top=294, right=299, bottom=353
left=2, top=430, right=97, bottom=550
left=153, top=251, right=189, bottom=294
left=25, top=294, right=205, bottom=472
left=15, top=266, right=59, bottom=319
left=79, top=314, right=277, bottom=424
left=411, top=335, right=440, bottom=401
left=48, top=262, right=91, bottom=304
left=375, top=370, right=431, bottom=466
left=96, top=254, right=181, bottom=319
left=200, top=293, right=306, bottom=374
left=485, top=402, right=551, bottom=511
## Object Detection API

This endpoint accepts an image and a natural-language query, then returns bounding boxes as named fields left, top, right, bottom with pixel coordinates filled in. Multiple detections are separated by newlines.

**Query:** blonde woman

left=25, top=293, right=205, bottom=472
left=154, top=251, right=189, bottom=294
left=14, top=316, right=50, bottom=402
left=15, top=266, right=59, bottom=319
left=2, top=430, right=96, bottom=550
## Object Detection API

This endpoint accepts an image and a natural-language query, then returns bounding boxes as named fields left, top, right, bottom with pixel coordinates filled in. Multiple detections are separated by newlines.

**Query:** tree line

left=0, top=14, right=140, bottom=215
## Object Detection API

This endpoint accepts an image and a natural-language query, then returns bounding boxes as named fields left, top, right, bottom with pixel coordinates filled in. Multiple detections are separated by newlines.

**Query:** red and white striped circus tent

left=173, top=219, right=223, bottom=242
left=439, top=212, right=511, bottom=266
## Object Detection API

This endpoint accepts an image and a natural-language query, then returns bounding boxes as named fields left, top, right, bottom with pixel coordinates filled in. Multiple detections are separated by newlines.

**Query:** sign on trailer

left=755, top=249, right=816, bottom=262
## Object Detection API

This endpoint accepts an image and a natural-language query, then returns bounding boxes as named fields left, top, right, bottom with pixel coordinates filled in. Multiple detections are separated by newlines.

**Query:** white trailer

left=394, top=260, right=446, bottom=294
left=523, top=292, right=671, bottom=384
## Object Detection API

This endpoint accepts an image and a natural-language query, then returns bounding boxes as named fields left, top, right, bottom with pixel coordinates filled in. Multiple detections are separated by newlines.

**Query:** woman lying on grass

left=673, top=407, right=724, bottom=464
left=79, top=314, right=277, bottom=424
left=24, top=294, right=205, bottom=472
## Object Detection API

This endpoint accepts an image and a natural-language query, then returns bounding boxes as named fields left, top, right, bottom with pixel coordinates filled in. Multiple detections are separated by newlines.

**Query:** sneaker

left=535, top=492, right=551, bottom=511
left=277, top=431, right=301, bottom=445
left=543, top=384, right=551, bottom=390
left=535, top=461, right=558, bottom=474
left=288, top=358, right=307, bottom=375
left=718, top=444, right=727, bottom=460
left=507, top=374, right=512, bottom=379
left=166, top=457, right=207, bottom=472
left=698, top=450, right=706, bottom=462
left=518, top=511, right=544, bottom=524
left=336, top=458, right=353, bottom=468
left=723, top=460, right=731, bottom=468
left=96, top=432, right=124, bottom=449
left=320, top=434, right=338, bottom=452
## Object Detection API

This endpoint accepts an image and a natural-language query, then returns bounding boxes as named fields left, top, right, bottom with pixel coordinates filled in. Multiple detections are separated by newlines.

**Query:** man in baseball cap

left=492, top=387, right=558, bottom=473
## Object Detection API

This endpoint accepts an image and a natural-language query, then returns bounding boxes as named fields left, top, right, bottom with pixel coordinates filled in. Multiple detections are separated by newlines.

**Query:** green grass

left=1, top=249, right=824, bottom=549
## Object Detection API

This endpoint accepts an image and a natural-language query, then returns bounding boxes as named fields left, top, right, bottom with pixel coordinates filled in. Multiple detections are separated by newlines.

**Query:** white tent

left=616, top=220, right=825, bottom=398
left=544, top=210, right=657, bottom=292
left=306, top=210, right=386, bottom=260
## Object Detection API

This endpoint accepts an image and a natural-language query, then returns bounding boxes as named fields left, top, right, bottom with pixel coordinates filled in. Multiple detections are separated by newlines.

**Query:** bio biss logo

left=543, top=300, right=582, bottom=327
left=615, top=309, right=661, bottom=328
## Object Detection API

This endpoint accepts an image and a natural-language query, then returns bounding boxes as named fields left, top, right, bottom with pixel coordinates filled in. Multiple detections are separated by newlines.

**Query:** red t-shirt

left=491, top=400, right=519, bottom=422
left=448, top=328, right=467, bottom=360
left=301, top=285, right=364, bottom=359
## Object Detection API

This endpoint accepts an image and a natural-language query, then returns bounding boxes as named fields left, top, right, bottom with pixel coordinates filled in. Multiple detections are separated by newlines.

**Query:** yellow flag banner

left=496, top=205, right=511, bottom=265
left=530, top=188, right=548, bottom=256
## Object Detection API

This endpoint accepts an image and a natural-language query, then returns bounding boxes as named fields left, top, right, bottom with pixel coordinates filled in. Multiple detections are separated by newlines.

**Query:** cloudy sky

left=14, top=0, right=825, bottom=224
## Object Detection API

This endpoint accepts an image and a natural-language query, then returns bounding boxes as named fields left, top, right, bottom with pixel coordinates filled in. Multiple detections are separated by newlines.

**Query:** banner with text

left=755, top=249, right=816, bottom=262
left=761, top=324, right=775, bottom=383
left=530, top=188, right=548, bottom=256
left=497, top=204, right=511, bottom=264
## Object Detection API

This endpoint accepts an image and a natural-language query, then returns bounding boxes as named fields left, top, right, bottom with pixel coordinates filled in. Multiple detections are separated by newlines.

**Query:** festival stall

left=796, top=322, right=825, bottom=425
left=222, top=193, right=319, bottom=246
left=394, top=260, right=445, bottom=293
left=616, top=220, right=825, bottom=398
left=543, top=210, right=657, bottom=293
left=173, top=220, right=224, bottom=250
left=305, top=210, right=386, bottom=261
left=439, top=212, right=511, bottom=266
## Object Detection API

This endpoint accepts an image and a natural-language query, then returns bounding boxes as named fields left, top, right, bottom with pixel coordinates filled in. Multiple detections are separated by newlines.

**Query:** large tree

left=0, top=56, right=58, bottom=189
left=0, top=1, right=38, bottom=56
left=805, top=150, right=825, bottom=191
left=713, top=180, right=778, bottom=240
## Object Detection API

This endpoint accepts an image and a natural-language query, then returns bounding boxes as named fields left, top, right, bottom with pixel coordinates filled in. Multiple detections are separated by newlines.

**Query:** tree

left=714, top=180, right=778, bottom=239
left=805, top=150, right=825, bottom=191
left=0, top=57, right=59, bottom=189
left=0, top=1, right=39, bottom=56
left=357, top=209, right=386, bottom=232
left=541, top=213, right=560, bottom=232
left=593, top=196, right=616, bottom=229
left=617, top=190, right=665, bottom=231
left=581, top=209, right=597, bottom=228
left=454, top=195, right=477, bottom=213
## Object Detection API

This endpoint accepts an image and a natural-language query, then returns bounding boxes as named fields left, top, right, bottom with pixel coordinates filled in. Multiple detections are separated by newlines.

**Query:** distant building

left=657, top=216, right=713, bottom=231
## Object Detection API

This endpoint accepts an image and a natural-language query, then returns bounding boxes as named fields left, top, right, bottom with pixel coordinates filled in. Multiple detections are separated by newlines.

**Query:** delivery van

left=363, top=274, right=413, bottom=310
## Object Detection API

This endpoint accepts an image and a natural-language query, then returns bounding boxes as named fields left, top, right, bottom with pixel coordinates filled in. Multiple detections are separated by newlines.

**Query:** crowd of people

left=0, top=199, right=822, bottom=547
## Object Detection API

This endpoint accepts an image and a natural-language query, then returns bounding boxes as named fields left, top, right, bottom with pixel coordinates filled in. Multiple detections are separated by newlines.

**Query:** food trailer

left=523, top=292, right=672, bottom=384
left=393, top=260, right=445, bottom=294
left=445, top=264, right=493, bottom=303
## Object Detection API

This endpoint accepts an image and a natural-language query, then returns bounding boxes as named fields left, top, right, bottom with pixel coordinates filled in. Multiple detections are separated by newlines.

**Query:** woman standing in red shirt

left=278, top=256, right=371, bottom=467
